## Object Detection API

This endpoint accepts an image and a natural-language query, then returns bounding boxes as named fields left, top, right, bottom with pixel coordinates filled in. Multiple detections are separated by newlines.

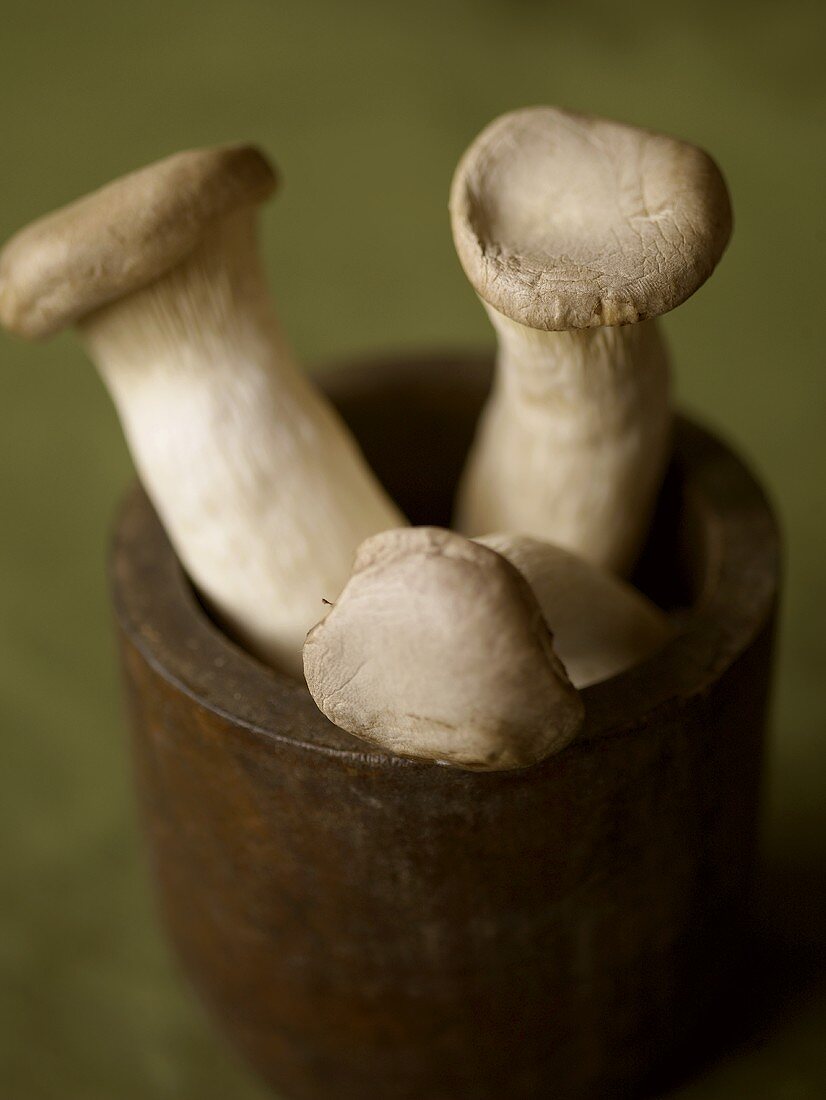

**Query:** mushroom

left=303, top=527, right=585, bottom=771
left=450, top=106, right=732, bottom=574
left=476, top=533, right=672, bottom=688
left=0, top=144, right=403, bottom=676
left=304, top=526, right=672, bottom=769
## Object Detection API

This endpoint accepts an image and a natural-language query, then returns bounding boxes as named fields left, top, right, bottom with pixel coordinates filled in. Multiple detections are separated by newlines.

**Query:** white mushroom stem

left=477, top=533, right=672, bottom=688
left=458, top=308, right=671, bottom=575
left=83, top=208, right=403, bottom=675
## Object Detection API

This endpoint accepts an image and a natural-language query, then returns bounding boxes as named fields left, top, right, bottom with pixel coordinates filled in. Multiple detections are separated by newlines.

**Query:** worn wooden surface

left=110, top=353, right=780, bottom=1100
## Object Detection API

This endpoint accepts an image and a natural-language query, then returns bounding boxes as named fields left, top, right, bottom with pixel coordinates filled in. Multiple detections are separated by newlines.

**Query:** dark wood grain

left=110, top=352, right=780, bottom=1100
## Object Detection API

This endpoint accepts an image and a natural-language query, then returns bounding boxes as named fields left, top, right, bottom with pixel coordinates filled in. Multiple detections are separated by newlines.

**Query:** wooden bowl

left=110, top=352, right=780, bottom=1100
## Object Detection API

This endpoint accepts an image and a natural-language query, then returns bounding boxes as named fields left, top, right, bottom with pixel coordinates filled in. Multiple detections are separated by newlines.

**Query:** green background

left=1, top=1, right=824, bottom=1096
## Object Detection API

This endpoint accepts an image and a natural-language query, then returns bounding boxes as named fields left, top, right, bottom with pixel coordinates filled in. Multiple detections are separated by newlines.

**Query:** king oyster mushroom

left=304, top=526, right=672, bottom=770
left=0, top=144, right=404, bottom=676
left=450, top=106, right=732, bottom=574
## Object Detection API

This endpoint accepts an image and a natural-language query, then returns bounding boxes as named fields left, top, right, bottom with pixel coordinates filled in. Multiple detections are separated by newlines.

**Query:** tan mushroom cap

left=303, top=527, right=584, bottom=771
left=0, top=144, right=277, bottom=339
left=450, top=106, right=732, bottom=330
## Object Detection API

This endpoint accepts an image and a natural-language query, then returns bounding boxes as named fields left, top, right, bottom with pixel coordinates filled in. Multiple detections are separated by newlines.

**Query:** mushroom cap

left=0, top=144, right=277, bottom=339
left=450, top=106, right=732, bottom=330
left=303, top=527, right=584, bottom=771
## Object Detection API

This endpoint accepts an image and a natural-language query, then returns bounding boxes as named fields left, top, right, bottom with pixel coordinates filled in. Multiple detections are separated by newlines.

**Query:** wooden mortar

left=110, top=352, right=780, bottom=1100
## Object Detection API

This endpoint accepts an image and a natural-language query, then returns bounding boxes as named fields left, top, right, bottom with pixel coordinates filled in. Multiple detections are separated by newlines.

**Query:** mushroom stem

left=81, top=207, right=403, bottom=675
left=458, top=308, right=671, bottom=574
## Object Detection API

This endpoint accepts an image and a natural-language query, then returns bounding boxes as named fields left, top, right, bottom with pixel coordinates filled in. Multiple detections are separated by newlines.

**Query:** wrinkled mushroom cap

left=0, top=144, right=277, bottom=339
left=303, top=527, right=584, bottom=771
left=450, top=106, right=732, bottom=330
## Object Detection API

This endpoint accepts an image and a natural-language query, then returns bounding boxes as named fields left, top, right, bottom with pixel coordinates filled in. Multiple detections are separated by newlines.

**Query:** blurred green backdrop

left=1, top=1, right=824, bottom=1096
